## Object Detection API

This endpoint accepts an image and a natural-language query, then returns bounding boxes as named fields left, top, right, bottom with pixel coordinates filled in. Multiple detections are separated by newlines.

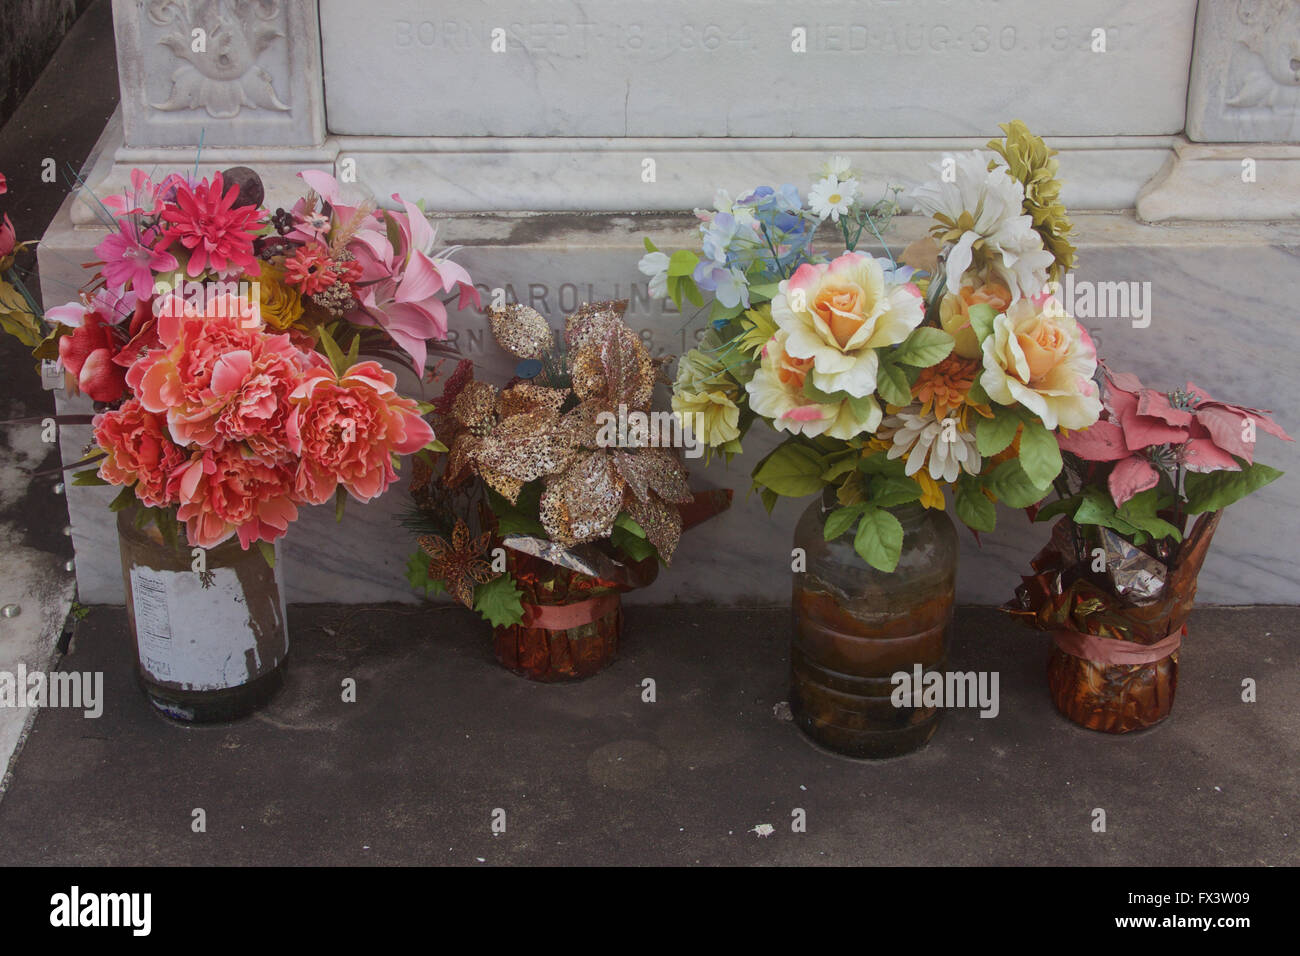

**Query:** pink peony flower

left=286, top=360, right=434, bottom=504
left=159, top=171, right=264, bottom=279
left=93, top=400, right=188, bottom=507
left=58, top=313, right=127, bottom=402
left=95, top=220, right=178, bottom=294
left=174, top=443, right=300, bottom=549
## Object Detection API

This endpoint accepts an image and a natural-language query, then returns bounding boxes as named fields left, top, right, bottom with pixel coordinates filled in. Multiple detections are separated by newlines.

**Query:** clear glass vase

left=117, top=506, right=289, bottom=722
left=790, top=490, right=958, bottom=758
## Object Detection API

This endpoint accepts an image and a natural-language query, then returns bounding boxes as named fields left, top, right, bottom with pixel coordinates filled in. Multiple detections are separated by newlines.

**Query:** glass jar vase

left=790, top=490, right=958, bottom=758
left=117, top=506, right=289, bottom=722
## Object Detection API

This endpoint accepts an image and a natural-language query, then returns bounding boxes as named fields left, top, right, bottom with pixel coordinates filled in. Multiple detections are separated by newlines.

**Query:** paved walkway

left=0, top=605, right=1293, bottom=866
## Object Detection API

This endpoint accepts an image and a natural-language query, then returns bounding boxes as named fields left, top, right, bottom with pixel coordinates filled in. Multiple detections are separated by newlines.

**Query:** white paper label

left=129, top=564, right=285, bottom=691
left=41, top=359, right=63, bottom=390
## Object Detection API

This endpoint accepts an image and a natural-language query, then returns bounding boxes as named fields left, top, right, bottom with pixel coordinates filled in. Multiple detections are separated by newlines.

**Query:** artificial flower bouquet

left=1005, top=366, right=1290, bottom=732
left=641, top=121, right=1099, bottom=571
left=17, top=166, right=476, bottom=553
left=405, top=298, right=729, bottom=680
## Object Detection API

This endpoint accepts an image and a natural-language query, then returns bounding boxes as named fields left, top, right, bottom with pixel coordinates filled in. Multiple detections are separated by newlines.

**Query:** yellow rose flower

left=939, top=279, right=1012, bottom=360
left=258, top=264, right=304, bottom=331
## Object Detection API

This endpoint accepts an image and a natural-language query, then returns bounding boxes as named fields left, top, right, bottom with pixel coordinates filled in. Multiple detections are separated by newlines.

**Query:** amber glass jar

left=790, top=491, right=958, bottom=758
left=492, top=550, right=622, bottom=682
left=117, top=507, right=289, bottom=722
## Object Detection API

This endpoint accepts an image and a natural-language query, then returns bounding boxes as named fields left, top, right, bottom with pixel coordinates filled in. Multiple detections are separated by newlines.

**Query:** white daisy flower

left=884, top=407, right=981, bottom=484
left=808, top=176, right=858, bottom=223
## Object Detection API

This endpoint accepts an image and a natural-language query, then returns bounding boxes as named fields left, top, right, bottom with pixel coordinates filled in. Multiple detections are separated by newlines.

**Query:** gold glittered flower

left=419, top=519, right=496, bottom=608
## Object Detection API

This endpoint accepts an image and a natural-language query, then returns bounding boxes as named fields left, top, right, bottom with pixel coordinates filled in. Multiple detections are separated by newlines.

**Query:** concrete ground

left=0, top=605, right=1293, bottom=866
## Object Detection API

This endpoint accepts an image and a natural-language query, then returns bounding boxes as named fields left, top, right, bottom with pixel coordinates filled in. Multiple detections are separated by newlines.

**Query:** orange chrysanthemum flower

left=912, top=355, right=980, bottom=419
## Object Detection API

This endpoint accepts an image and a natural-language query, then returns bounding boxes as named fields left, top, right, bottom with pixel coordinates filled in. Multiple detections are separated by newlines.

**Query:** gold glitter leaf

left=487, top=303, right=555, bottom=359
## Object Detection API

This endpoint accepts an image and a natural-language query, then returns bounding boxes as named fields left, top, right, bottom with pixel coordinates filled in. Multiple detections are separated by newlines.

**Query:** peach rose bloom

left=939, top=279, right=1012, bottom=359
left=980, top=297, right=1101, bottom=431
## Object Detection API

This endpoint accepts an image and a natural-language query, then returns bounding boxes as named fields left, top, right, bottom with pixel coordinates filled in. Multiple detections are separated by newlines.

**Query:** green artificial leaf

left=747, top=281, right=782, bottom=302
left=966, top=375, right=991, bottom=406
left=334, top=485, right=348, bottom=523
left=1183, top=463, right=1284, bottom=515
left=823, top=505, right=864, bottom=541
left=667, top=249, right=700, bottom=277
left=967, top=303, right=997, bottom=344
left=643, top=237, right=658, bottom=254
left=891, top=327, right=955, bottom=368
left=344, top=332, right=361, bottom=369
left=869, top=474, right=922, bottom=509
left=316, top=323, right=348, bottom=376
left=473, top=574, right=526, bottom=628
left=752, top=442, right=827, bottom=498
left=1072, top=489, right=1140, bottom=536
left=256, top=540, right=276, bottom=569
left=611, top=517, right=657, bottom=562
left=108, top=486, right=136, bottom=513
left=426, top=438, right=449, bottom=453
left=1017, top=416, right=1064, bottom=489
left=404, top=550, right=447, bottom=598
left=857, top=450, right=907, bottom=478
left=487, top=485, right=547, bottom=537
left=853, top=506, right=904, bottom=573
left=72, top=468, right=109, bottom=486
left=876, top=357, right=913, bottom=407
left=954, top=476, right=996, bottom=532
left=986, top=459, right=1052, bottom=508
left=759, top=486, right=779, bottom=514
left=1034, top=494, right=1083, bottom=523
left=709, top=299, right=745, bottom=322
left=975, top=408, right=1020, bottom=457
left=820, top=454, right=858, bottom=483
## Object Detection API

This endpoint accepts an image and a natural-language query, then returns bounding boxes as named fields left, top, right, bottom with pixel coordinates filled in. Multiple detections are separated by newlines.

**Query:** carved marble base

left=1137, top=139, right=1300, bottom=222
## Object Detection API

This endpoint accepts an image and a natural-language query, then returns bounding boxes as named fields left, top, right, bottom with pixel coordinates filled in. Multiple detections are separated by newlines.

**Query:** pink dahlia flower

left=159, top=171, right=265, bottom=279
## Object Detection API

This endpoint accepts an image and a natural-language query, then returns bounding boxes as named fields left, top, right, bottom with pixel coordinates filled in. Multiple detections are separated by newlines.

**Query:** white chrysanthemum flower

left=884, top=407, right=981, bottom=484
left=911, top=149, right=1050, bottom=299
left=808, top=176, right=858, bottom=223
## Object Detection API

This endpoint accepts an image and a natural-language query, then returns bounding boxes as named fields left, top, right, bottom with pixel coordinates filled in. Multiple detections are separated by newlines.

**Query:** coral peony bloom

left=58, top=312, right=127, bottom=402
left=979, top=296, right=1100, bottom=431
left=746, top=329, right=880, bottom=440
left=159, top=171, right=264, bottom=279
left=286, top=360, right=435, bottom=504
left=93, top=400, right=187, bottom=507
left=772, top=252, right=924, bottom=399
left=126, top=295, right=266, bottom=443
left=175, top=443, right=299, bottom=549
left=206, top=334, right=318, bottom=462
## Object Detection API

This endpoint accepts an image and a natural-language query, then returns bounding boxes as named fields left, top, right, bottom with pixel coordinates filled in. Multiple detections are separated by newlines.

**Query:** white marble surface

left=1137, top=140, right=1300, bottom=222
left=38, top=204, right=1300, bottom=606
left=112, top=0, right=325, bottom=148
left=1186, top=0, right=1300, bottom=143
left=320, top=0, right=1198, bottom=138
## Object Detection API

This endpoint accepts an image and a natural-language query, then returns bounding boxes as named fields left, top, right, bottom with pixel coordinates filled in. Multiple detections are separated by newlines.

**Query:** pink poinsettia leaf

left=1108, top=456, right=1160, bottom=507
left=1136, top=387, right=1193, bottom=426
left=1182, top=436, right=1243, bottom=473
left=1058, top=419, right=1131, bottom=462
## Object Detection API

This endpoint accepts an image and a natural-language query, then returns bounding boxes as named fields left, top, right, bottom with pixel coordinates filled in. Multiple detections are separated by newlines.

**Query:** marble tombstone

left=38, top=0, right=1300, bottom=605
